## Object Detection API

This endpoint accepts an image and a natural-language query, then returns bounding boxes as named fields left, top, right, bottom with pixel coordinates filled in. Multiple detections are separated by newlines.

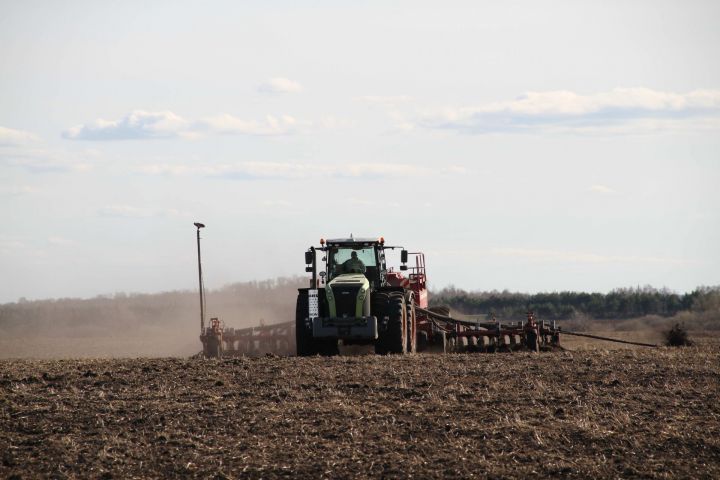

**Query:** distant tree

left=428, top=285, right=716, bottom=321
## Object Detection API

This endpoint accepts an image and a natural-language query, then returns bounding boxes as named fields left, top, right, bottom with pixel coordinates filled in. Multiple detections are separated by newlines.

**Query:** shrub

left=665, top=323, right=693, bottom=347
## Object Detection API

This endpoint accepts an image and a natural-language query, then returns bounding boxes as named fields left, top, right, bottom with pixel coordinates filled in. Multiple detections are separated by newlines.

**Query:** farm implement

left=200, top=318, right=294, bottom=358
left=195, top=226, right=655, bottom=358
left=293, top=236, right=561, bottom=356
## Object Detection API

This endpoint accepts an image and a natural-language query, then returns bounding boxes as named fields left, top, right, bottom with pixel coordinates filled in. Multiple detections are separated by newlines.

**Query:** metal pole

left=194, top=222, right=205, bottom=334
left=310, top=246, right=317, bottom=288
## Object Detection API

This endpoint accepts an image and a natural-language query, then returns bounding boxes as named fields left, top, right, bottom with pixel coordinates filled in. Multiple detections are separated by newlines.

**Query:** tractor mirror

left=401, top=250, right=408, bottom=263
left=305, top=251, right=313, bottom=265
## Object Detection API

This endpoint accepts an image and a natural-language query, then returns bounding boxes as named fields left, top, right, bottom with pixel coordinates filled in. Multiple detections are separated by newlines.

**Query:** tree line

left=429, top=285, right=720, bottom=321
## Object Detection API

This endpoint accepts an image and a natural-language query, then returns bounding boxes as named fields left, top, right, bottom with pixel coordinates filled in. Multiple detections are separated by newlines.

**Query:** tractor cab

left=324, top=238, right=388, bottom=288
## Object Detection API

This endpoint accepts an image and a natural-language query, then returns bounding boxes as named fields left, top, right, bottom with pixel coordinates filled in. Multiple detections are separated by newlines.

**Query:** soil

left=2, top=347, right=719, bottom=479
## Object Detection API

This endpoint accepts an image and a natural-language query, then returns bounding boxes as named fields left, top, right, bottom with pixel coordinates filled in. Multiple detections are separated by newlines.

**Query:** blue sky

left=1, top=1, right=719, bottom=302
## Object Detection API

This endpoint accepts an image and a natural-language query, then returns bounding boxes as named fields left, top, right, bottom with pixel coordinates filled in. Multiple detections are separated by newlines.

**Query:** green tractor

left=296, top=236, right=418, bottom=356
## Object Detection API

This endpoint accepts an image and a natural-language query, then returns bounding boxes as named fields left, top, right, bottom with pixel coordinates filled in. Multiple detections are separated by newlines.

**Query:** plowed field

left=2, top=347, right=719, bottom=479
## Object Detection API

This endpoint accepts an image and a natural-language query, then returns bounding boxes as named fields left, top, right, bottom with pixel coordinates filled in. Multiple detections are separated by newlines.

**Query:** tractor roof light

left=379, top=236, right=385, bottom=245
left=320, top=238, right=325, bottom=245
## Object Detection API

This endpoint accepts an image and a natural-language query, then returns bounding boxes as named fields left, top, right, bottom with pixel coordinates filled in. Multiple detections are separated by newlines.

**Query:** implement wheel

left=525, top=329, right=539, bottom=353
left=203, top=333, right=222, bottom=358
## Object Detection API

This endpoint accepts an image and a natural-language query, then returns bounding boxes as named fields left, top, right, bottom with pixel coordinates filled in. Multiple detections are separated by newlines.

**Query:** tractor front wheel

left=295, top=293, right=339, bottom=356
left=296, top=294, right=317, bottom=356
left=376, top=294, right=407, bottom=355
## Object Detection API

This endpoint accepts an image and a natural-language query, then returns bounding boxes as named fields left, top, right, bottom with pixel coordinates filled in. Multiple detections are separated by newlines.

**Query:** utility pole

left=194, top=222, right=206, bottom=334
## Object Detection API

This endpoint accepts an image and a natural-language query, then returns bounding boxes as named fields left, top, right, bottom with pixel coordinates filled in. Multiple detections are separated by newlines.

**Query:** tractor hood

left=325, top=273, right=370, bottom=318
left=328, top=273, right=369, bottom=287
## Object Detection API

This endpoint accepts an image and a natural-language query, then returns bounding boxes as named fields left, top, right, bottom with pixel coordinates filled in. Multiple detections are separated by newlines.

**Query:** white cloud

left=64, top=110, right=325, bottom=140
left=137, top=162, right=315, bottom=179
left=589, top=185, right=616, bottom=194
left=136, top=161, right=466, bottom=180
left=258, top=77, right=303, bottom=94
left=199, top=114, right=302, bottom=136
left=0, top=126, right=39, bottom=146
left=63, top=110, right=190, bottom=140
left=419, top=88, right=720, bottom=134
left=98, top=205, right=190, bottom=219
left=1, top=128, right=98, bottom=172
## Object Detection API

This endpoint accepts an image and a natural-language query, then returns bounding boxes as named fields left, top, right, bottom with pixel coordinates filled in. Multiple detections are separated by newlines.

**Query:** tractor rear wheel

left=375, top=293, right=407, bottom=354
left=406, top=293, right=417, bottom=354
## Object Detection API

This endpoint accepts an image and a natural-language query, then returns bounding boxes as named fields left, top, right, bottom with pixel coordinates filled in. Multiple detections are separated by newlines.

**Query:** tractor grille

left=332, top=285, right=360, bottom=317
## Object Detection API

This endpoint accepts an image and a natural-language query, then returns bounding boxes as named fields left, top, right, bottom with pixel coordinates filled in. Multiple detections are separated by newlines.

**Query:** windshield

left=328, top=246, right=377, bottom=278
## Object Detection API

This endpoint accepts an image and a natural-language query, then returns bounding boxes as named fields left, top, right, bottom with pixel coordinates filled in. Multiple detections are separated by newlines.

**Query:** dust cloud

left=0, top=277, right=306, bottom=359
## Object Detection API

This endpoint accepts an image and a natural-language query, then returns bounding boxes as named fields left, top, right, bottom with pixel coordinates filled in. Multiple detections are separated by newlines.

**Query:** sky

left=1, top=1, right=719, bottom=303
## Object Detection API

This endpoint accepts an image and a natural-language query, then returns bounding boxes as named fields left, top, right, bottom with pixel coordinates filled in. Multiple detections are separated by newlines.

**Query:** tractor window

left=328, top=247, right=377, bottom=278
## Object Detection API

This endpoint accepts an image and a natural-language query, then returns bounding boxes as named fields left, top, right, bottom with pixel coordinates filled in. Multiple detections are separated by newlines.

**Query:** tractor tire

left=296, top=294, right=339, bottom=356
left=371, top=292, right=389, bottom=322
left=405, top=292, right=417, bottom=354
left=372, top=292, right=389, bottom=355
left=317, top=338, right=340, bottom=356
left=376, top=294, right=407, bottom=355
left=295, top=294, right=317, bottom=356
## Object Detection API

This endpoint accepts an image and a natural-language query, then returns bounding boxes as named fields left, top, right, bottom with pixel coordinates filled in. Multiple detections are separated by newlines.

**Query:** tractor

left=296, top=236, right=428, bottom=356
